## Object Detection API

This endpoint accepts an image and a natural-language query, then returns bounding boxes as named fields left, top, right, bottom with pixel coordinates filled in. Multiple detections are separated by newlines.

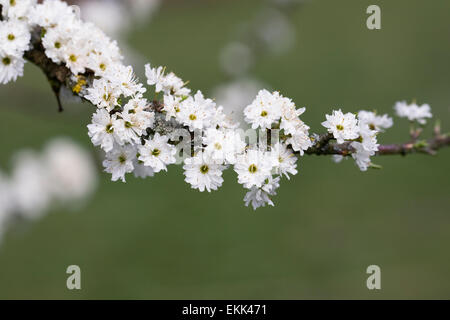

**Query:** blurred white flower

left=219, top=42, right=253, bottom=77
left=43, top=138, right=98, bottom=203
left=394, top=101, right=432, bottom=125
left=358, top=110, right=393, bottom=131
left=0, top=172, right=13, bottom=240
left=10, top=150, right=52, bottom=219
left=0, top=138, right=98, bottom=244
left=256, top=8, right=295, bottom=55
left=79, top=0, right=161, bottom=37
left=80, top=0, right=127, bottom=37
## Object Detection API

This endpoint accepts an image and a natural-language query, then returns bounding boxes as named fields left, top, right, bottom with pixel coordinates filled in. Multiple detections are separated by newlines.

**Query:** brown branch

left=304, top=140, right=353, bottom=156
left=377, top=134, right=450, bottom=156
left=303, top=133, right=450, bottom=157
left=23, top=26, right=95, bottom=112
left=24, top=27, right=72, bottom=111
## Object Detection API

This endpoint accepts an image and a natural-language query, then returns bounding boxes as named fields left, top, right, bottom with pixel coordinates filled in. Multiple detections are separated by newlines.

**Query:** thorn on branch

left=48, top=79, right=63, bottom=112
left=23, top=26, right=73, bottom=113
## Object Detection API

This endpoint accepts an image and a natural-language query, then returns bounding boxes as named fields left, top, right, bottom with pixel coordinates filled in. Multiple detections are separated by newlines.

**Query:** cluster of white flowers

left=323, top=103, right=432, bottom=172
left=0, top=0, right=33, bottom=84
left=394, top=101, right=432, bottom=124
left=0, top=138, right=97, bottom=244
left=322, top=109, right=393, bottom=171
left=0, top=0, right=436, bottom=210
left=239, top=89, right=310, bottom=208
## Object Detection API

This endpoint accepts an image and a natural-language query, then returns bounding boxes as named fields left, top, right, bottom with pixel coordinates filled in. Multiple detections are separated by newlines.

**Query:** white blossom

left=178, top=91, right=215, bottom=131
left=203, top=128, right=245, bottom=165
left=145, top=63, right=165, bottom=93
left=270, top=143, right=298, bottom=179
left=351, top=141, right=375, bottom=172
left=28, top=0, right=77, bottom=28
left=41, top=26, right=68, bottom=63
left=244, top=176, right=280, bottom=210
left=103, top=144, right=135, bottom=182
left=183, top=153, right=225, bottom=192
left=85, top=78, right=121, bottom=110
left=109, top=64, right=146, bottom=98
left=122, top=98, right=155, bottom=134
left=0, top=0, right=36, bottom=20
left=234, top=149, right=275, bottom=189
left=163, top=94, right=182, bottom=121
left=394, top=101, right=432, bottom=124
left=286, top=121, right=312, bottom=155
left=358, top=110, right=393, bottom=132
left=244, top=89, right=283, bottom=129
left=138, top=133, right=176, bottom=173
left=0, top=19, right=31, bottom=56
left=322, top=109, right=359, bottom=144
left=0, top=50, right=24, bottom=84
left=162, top=71, right=190, bottom=97
left=87, top=108, right=122, bottom=152
left=358, top=122, right=379, bottom=152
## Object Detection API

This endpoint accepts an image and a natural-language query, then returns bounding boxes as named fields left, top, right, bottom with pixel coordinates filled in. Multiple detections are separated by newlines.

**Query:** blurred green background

left=0, top=0, right=449, bottom=299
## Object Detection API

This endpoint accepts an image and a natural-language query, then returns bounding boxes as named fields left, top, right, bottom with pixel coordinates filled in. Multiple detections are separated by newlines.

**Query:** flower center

left=105, top=123, right=114, bottom=133
left=336, top=124, right=344, bottom=131
left=103, top=93, right=111, bottom=102
left=54, top=41, right=61, bottom=49
left=152, top=149, right=161, bottom=157
left=200, top=165, right=209, bottom=174
left=248, top=164, right=258, bottom=173
left=214, top=142, right=222, bottom=150
left=69, top=54, right=77, bottom=62
left=10, top=0, right=16, bottom=6
left=369, top=123, right=376, bottom=130
left=7, top=34, right=15, bottom=41
left=99, top=63, right=106, bottom=71
left=2, top=57, right=11, bottom=66
left=189, top=114, right=197, bottom=121
left=261, top=110, right=268, bottom=117
left=118, top=155, right=126, bottom=164
left=278, top=156, right=284, bottom=163
left=125, top=121, right=133, bottom=128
